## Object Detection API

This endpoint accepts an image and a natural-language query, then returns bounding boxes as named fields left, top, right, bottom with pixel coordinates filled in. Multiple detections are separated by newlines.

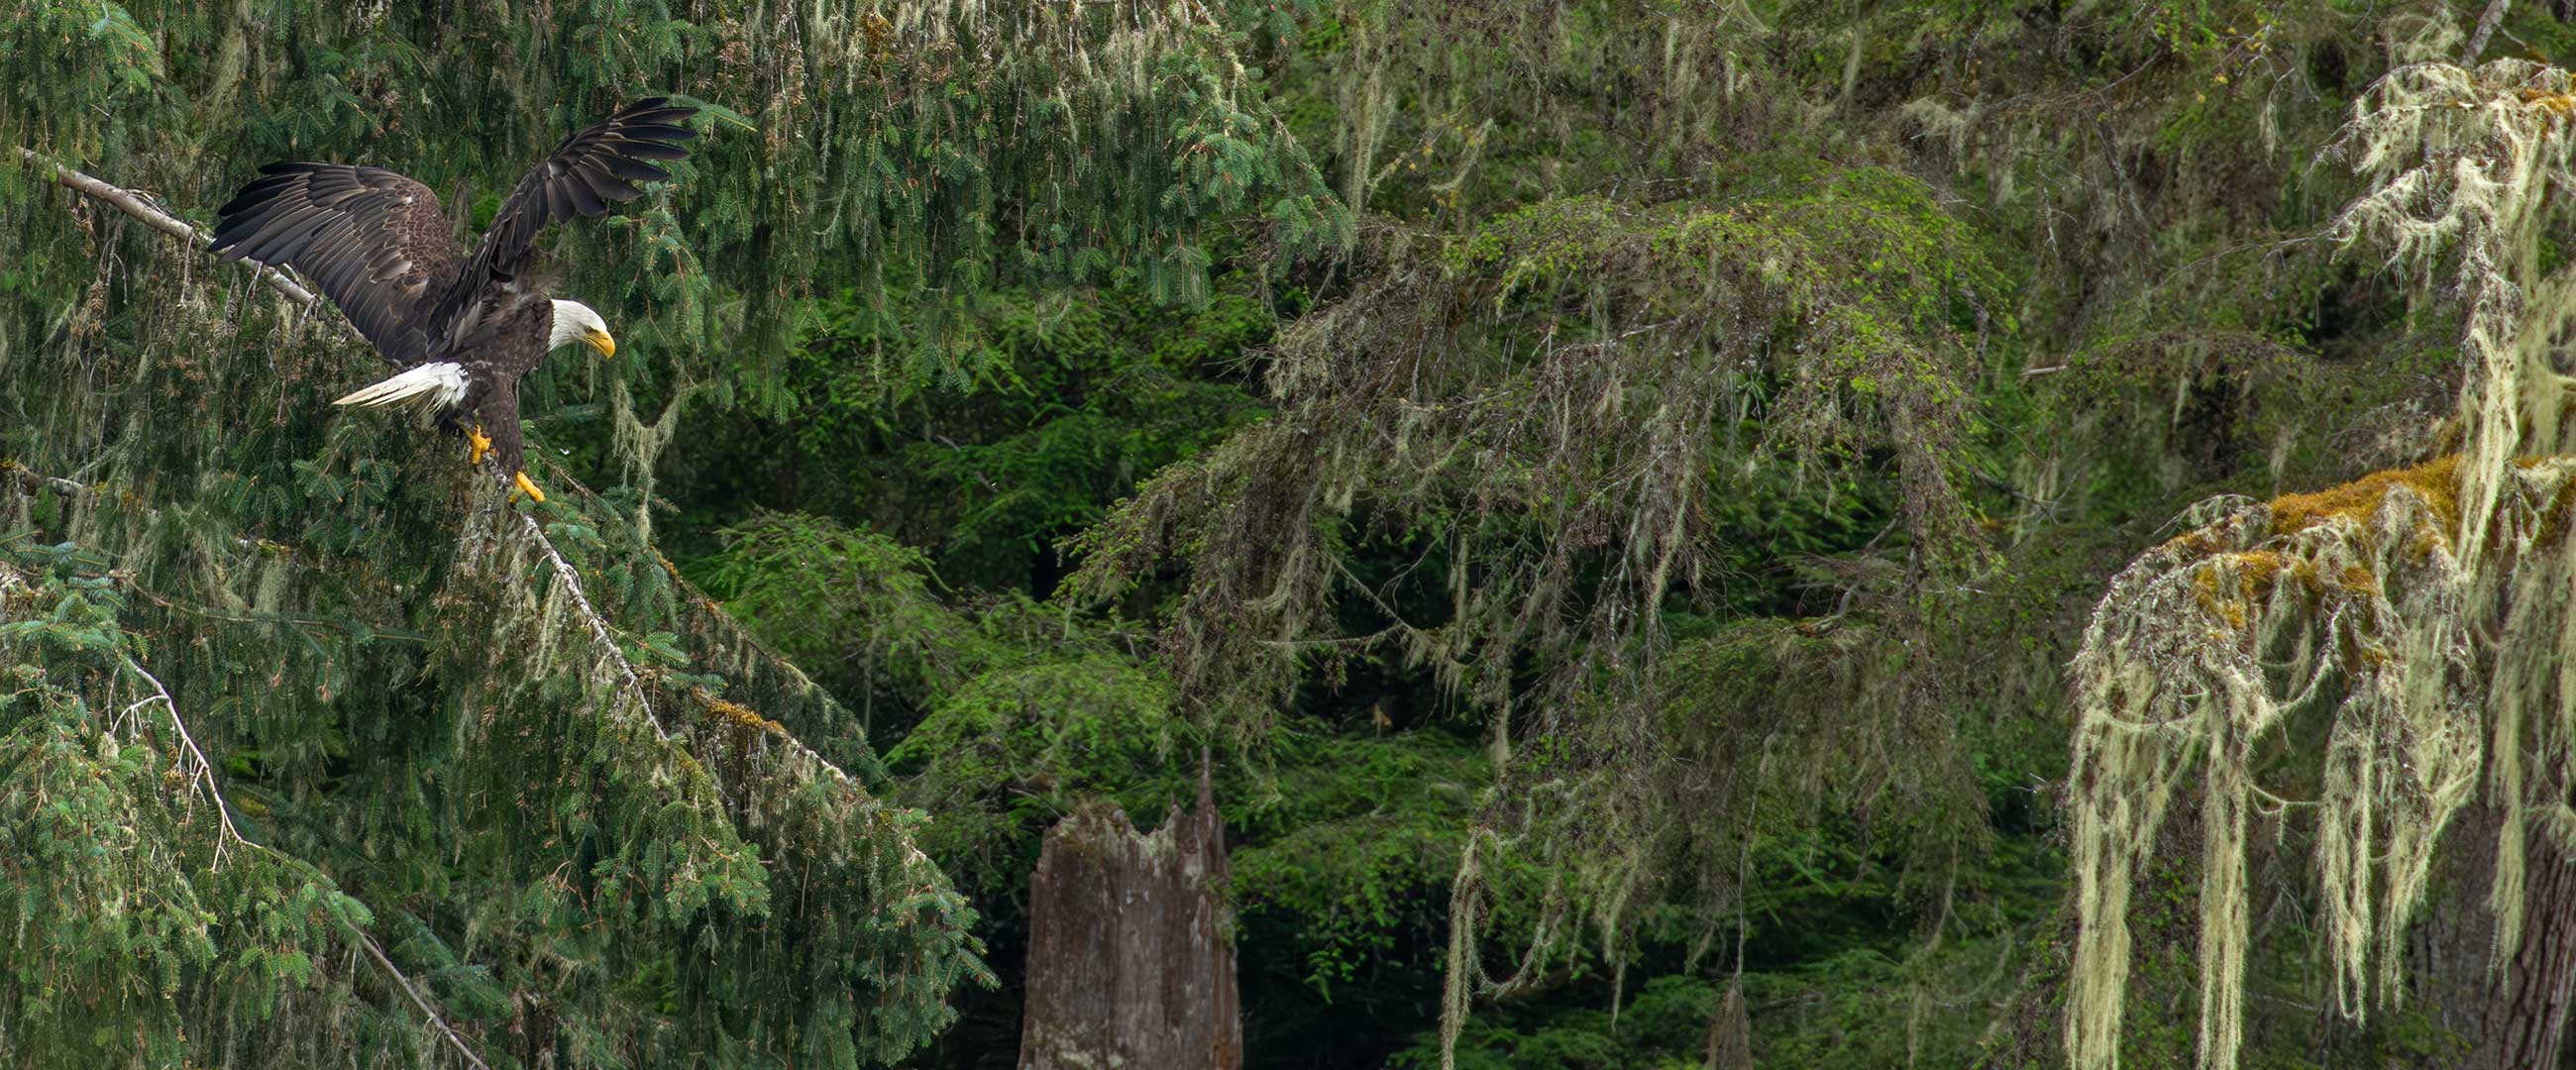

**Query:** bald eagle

left=212, top=98, right=699, bottom=501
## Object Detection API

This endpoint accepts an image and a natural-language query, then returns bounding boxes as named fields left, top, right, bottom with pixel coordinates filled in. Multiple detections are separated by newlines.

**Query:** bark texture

left=2415, top=800, right=2576, bottom=1070
left=1019, top=773, right=1239, bottom=1070
left=2476, top=843, right=2576, bottom=1070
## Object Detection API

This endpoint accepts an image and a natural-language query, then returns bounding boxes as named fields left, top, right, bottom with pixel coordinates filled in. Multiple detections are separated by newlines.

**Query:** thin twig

left=15, top=145, right=326, bottom=311
left=122, top=574, right=431, bottom=642
left=117, top=654, right=261, bottom=869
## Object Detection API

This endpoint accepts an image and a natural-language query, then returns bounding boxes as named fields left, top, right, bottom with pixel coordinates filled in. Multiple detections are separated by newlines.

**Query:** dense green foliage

left=15, top=0, right=2576, bottom=1067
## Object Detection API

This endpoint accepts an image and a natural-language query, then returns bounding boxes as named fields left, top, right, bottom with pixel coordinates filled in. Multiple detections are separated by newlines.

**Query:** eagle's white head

left=549, top=299, right=615, bottom=359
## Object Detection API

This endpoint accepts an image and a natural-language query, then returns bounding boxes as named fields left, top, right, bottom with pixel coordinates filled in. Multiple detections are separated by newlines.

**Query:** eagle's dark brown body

left=445, top=292, right=552, bottom=473
left=211, top=98, right=698, bottom=491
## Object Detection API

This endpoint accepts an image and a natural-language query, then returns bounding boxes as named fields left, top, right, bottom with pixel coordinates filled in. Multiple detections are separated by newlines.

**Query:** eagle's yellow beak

left=585, top=329, right=615, bottom=360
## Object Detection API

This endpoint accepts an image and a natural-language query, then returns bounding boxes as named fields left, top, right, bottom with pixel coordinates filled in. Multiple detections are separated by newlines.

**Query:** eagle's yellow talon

left=468, top=425, right=492, bottom=466
left=511, top=471, right=546, bottom=503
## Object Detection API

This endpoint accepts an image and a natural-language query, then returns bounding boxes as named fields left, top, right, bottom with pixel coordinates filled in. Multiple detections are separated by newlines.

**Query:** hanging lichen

left=2065, top=53, right=2576, bottom=1070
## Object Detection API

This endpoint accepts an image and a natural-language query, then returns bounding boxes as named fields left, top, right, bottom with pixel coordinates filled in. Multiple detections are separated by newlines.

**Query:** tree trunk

left=2415, top=801, right=2576, bottom=1070
left=2477, top=843, right=2576, bottom=1070
left=1019, top=770, right=1240, bottom=1070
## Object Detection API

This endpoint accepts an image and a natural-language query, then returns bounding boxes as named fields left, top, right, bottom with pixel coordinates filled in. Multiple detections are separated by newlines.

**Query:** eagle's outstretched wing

left=431, top=98, right=698, bottom=332
left=213, top=99, right=696, bottom=366
left=211, top=164, right=462, bottom=365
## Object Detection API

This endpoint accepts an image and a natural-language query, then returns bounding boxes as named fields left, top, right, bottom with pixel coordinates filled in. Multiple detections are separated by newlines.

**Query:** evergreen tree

left=0, top=2, right=1336, bottom=1065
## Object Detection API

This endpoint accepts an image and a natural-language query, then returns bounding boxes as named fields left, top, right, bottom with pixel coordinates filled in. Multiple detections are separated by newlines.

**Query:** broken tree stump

left=1018, top=771, right=1240, bottom=1070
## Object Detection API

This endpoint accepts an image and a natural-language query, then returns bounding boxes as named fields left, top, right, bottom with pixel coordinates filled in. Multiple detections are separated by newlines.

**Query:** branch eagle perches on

left=9, top=139, right=971, bottom=1060
left=18, top=138, right=933, bottom=827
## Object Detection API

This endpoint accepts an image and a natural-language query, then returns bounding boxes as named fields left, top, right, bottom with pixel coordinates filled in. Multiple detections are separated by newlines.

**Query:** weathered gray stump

left=1018, top=773, right=1240, bottom=1070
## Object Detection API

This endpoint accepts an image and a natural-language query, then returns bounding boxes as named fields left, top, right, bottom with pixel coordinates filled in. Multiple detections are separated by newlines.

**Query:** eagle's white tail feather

left=333, top=362, right=468, bottom=409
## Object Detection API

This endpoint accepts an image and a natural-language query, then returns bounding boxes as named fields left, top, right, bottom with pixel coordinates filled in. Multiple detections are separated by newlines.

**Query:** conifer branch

left=361, top=933, right=493, bottom=1070
left=520, top=517, right=936, bottom=872
left=13, top=145, right=327, bottom=311
left=123, top=575, right=431, bottom=642
left=518, top=473, right=940, bottom=873
left=511, top=483, right=851, bottom=787
left=118, top=653, right=492, bottom=1070
left=522, top=513, right=667, bottom=739
left=17, top=137, right=946, bottom=1025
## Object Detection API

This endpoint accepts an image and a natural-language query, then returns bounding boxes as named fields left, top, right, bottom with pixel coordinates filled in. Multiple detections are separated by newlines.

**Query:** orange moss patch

left=2190, top=560, right=2241, bottom=630
left=2522, top=88, right=2576, bottom=119
left=2267, top=455, right=2461, bottom=536
left=2214, top=598, right=2247, bottom=630
left=2409, top=524, right=2453, bottom=562
left=693, top=687, right=786, bottom=736
left=2162, top=527, right=2225, bottom=557
left=2232, top=551, right=2287, bottom=599
left=2184, top=570, right=2225, bottom=628
left=2188, top=552, right=2309, bottom=630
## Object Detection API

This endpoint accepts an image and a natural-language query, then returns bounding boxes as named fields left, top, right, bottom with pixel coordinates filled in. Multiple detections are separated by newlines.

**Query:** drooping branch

left=361, top=933, right=493, bottom=1070
left=19, top=123, right=953, bottom=1050
left=2059, top=455, right=2567, bottom=1070
left=112, top=650, right=492, bottom=1070
left=19, top=144, right=813, bottom=773
left=515, top=511, right=935, bottom=869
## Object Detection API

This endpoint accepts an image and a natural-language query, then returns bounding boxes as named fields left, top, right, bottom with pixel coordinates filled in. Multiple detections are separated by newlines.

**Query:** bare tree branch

left=520, top=512, right=670, bottom=739
left=114, top=653, right=490, bottom=1070
left=13, top=145, right=330, bottom=313
left=116, top=654, right=262, bottom=869
left=361, top=933, right=493, bottom=1070
left=2466, top=0, right=2513, bottom=61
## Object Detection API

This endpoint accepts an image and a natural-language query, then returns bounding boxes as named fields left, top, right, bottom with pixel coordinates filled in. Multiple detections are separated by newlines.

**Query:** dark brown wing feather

left=212, top=164, right=462, bottom=365
left=432, top=98, right=698, bottom=332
